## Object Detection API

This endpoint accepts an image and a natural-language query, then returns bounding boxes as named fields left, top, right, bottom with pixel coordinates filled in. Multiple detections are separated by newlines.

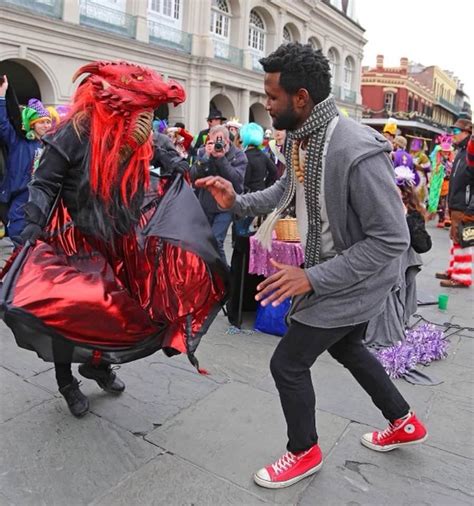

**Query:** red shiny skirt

left=0, top=176, right=227, bottom=367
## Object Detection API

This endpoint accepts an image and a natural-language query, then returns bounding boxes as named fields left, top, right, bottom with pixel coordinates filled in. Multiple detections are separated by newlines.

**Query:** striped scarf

left=255, top=96, right=338, bottom=267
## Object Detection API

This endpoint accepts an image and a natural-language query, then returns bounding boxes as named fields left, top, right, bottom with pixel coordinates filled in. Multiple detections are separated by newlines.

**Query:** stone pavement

left=0, top=222, right=473, bottom=505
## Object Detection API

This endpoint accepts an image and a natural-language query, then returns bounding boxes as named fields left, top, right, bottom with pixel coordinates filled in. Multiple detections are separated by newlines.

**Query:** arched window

left=328, top=48, right=338, bottom=85
left=210, top=0, right=230, bottom=39
left=308, top=37, right=321, bottom=51
left=248, top=9, right=265, bottom=52
left=343, top=57, right=354, bottom=90
left=283, top=26, right=292, bottom=43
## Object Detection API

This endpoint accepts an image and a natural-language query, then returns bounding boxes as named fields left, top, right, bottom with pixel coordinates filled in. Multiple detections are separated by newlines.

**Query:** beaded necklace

left=291, top=140, right=307, bottom=183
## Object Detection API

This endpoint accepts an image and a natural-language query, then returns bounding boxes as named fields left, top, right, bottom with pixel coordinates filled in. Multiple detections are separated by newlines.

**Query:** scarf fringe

left=254, top=208, right=281, bottom=251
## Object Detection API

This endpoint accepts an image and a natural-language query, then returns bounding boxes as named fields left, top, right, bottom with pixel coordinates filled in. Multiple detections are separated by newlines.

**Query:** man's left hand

left=255, top=259, right=312, bottom=307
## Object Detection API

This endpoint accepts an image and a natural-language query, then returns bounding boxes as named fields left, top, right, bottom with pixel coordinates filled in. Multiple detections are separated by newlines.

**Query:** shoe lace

left=377, top=423, right=396, bottom=441
left=377, top=417, right=410, bottom=441
left=271, top=451, right=298, bottom=475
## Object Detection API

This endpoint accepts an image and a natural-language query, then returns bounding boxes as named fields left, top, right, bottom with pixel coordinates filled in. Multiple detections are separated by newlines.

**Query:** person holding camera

left=191, top=125, right=247, bottom=265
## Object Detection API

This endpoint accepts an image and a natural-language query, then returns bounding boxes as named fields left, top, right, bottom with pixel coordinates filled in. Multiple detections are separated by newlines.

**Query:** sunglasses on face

left=451, top=128, right=462, bottom=135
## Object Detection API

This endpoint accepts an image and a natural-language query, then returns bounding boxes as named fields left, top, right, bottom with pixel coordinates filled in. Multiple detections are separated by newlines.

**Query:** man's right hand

left=194, top=176, right=236, bottom=209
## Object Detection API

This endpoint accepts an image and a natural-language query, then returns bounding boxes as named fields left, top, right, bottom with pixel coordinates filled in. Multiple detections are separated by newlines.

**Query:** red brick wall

left=361, top=85, right=384, bottom=111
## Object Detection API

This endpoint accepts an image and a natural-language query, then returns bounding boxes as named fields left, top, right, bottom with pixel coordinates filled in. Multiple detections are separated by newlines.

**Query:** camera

left=214, top=135, right=224, bottom=152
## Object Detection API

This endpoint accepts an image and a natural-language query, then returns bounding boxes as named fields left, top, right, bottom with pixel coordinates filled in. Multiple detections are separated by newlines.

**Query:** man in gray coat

left=195, top=43, right=428, bottom=489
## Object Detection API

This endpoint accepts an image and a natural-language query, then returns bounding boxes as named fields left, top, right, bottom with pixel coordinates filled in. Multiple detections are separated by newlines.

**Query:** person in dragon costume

left=0, top=61, right=228, bottom=417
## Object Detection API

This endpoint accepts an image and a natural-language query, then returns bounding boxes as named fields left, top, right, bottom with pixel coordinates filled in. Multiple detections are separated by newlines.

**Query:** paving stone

left=28, top=359, right=220, bottom=435
left=449, top=335, right=474, bottom=368
left=0, top=366, right=53, bottom=423
left=92, top=453, right=266, bottom=506
left=146, top=382, right=349, bottom=504
left=0, top=323, right=53, bottom=378
left=426, top=360, right=474, bottom=399
left=300, top=421, right=474, bottom=506
left=0, top=401, right=161, bottom=506
left=425, top=391, right=473, bottom=458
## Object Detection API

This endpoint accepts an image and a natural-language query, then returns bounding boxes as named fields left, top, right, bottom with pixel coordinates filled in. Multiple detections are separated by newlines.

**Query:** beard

left=272, top=103, right=300, bottom=131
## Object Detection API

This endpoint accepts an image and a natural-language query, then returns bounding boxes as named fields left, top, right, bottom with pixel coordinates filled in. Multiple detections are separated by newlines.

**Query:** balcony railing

left=213, top=39, right=243, bottom=67
left=437, top=96, right=460, bottom=115
left=333, top=85, right=357, bottom=104
left=250, top=51, right=264, bottom=72
left=148, top=20, right=191, bottom=54
left=79, top=0, right=136, bottom=38
left=0, top=0, right=62, bottom=18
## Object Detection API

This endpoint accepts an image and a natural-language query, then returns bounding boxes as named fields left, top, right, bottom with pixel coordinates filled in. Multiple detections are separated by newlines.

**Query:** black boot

left=78, top=363, right=126, bottom=394
left=59, top=378, right=89, bottom=418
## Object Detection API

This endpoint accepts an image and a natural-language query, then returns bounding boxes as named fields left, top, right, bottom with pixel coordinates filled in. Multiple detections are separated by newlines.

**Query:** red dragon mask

left=65, top=60, right=186, bottom=209
left=72, top=60, right=186, bottom=115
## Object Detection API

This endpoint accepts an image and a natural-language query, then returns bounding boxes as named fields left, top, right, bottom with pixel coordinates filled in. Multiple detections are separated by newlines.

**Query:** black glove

left=20, top=223, right=43, bottom=246
left=152, top=147, right=188, bottom=177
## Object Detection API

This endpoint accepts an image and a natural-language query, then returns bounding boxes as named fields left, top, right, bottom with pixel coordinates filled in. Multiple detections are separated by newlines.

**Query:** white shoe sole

left=360, top=434, right=428, bottom=452
left=253, top=461, right=323, bottom=489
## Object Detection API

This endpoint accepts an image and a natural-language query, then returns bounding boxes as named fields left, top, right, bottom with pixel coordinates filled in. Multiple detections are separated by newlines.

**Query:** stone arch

left=210, top=93, right=236, bottom=120
left=283, top=22, right=301, bottom=43
left=343, top=55, right=356, bottom=89
left=327, top=46, right=341, bottom=86
left=249, top=101, right=271, bottom=128
left=308, top=36, right=322, bottom=51
left=0, top=57, right=57, bottom=105
left=248, top=3, right=277, bottom=56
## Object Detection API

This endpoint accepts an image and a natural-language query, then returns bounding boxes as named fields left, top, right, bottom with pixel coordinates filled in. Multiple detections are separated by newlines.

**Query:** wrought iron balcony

left=213, top=39, right=243, bottom=67
left=148, top=20, right=191, bottom=54
left=0, top=0, right=62, bottom=18
left=436, top=96, right=460, bottom=115
left=79, top=0, right=136, bottom=38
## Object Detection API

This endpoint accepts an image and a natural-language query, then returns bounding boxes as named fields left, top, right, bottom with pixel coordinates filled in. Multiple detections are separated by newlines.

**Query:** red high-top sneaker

left=253, top=443, right=323, bottom=489
left=361, top=412, right=428, bottom=452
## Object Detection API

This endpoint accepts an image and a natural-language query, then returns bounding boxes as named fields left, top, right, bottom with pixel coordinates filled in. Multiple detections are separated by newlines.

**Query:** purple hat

left=27, top=98, right=50, bottom=119
left=21, top=98, right=51, bottom=137
left=410, top=138, right=423, bottom=152
left=393, top=150, right=414, bottom=170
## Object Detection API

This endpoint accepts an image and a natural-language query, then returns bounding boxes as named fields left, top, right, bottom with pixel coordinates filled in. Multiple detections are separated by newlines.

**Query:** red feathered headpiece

left=65, top=60, right=186, bottom=207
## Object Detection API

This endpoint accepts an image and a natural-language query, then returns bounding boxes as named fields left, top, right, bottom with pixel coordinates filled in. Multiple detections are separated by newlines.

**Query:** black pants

left=53, top=339, right=74, bottom=388
left=270, top=321, right=410, bottom=453
left=52, top=339, right=108, bottom=389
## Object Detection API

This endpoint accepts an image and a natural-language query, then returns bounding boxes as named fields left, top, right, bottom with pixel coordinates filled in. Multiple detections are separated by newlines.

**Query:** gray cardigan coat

left=232, top=115, right=410, bottom=329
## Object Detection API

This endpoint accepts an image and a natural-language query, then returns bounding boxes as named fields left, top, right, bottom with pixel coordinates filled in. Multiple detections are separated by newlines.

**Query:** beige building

left=409, top=64, right=460, bottom=127
left=0, top=0, right=366, bottom=134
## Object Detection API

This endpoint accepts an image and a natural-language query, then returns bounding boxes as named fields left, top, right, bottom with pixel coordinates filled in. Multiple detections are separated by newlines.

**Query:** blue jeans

left=208, top=211, right=232, bottom=266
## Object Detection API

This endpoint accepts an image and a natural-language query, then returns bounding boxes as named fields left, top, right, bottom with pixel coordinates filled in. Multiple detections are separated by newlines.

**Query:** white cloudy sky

left=355, top=0, right=474, bottom=102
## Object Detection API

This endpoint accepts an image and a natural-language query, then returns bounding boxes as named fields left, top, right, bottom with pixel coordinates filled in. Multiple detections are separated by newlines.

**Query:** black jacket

left=24, top=122, right=183, bottom=242
left=190, top=144, right=247, bottom=216
left=448, top=136, right=473, bottom=213
left=243, top=147, right=277, bottom=193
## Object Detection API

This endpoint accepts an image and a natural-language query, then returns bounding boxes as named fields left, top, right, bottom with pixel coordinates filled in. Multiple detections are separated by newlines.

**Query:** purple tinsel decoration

left=374, top=324, right=448, bottom=378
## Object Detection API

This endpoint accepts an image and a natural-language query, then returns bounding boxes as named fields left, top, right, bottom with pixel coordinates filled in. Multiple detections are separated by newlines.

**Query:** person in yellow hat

left=382, top=119, right=397, bottom=148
